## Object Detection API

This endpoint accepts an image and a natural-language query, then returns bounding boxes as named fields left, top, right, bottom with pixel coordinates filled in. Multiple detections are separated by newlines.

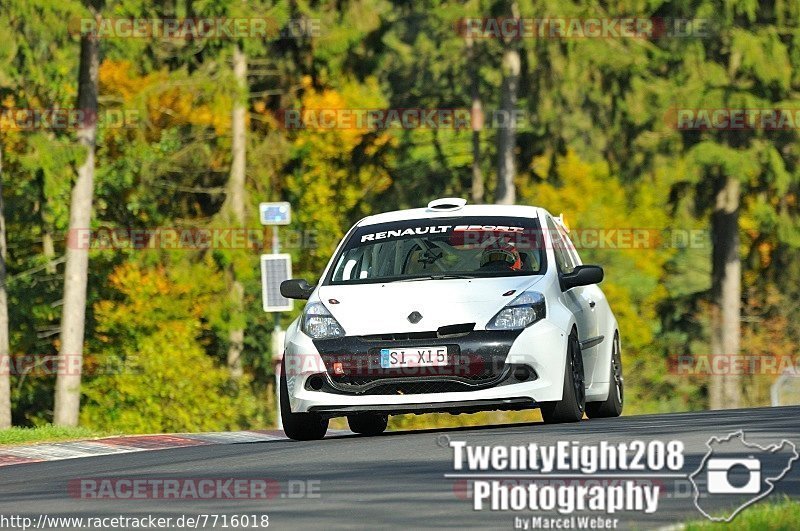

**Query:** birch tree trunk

left=53, top=27, right=99, bottom=426
left=226, top=43, right=247, bottom=379
left=494, top=5, right=520, bottom=206
left=709, top=175, right=741, bottom=409
left=0, top=141, right=11, bottom=428
left=466, top=33, right=484, bottom=203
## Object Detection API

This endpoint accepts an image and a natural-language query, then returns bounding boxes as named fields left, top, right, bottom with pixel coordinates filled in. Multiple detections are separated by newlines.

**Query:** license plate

left=380, top=347, right=448, bottom=369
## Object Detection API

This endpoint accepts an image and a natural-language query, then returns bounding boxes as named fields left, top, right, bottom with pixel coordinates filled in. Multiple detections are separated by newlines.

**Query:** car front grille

left=355, top=380, right=484, bottom=395
left=310, top=328, right=527, bottom=395
left=308, top=363, right=537, bottom=396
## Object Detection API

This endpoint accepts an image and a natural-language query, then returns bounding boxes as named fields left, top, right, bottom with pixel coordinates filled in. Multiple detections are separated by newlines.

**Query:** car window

left=326, top=216, right=546, bottom=285
left=558, top=225, right=582, bottom=267
left=546, top=217, right=576, bottom=274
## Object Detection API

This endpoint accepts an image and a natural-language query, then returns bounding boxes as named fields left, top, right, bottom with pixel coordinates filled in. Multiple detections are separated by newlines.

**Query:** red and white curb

left=0, top=429, right=348, bottom=468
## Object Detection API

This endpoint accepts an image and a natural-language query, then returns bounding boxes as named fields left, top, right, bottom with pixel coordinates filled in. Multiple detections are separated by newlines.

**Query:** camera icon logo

left=706, top=457, right=761, bottom=494
left=689, top=430, right=798, bottom=522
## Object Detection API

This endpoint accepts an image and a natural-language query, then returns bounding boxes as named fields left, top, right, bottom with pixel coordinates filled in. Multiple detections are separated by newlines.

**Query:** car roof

left=357, top=204, right=549, bottom=227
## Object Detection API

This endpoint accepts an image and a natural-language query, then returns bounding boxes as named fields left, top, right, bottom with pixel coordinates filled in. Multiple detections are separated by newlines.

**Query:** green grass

left=0, top=425, right=110, bottom=446
left=685, top=497, right=800, bottom=530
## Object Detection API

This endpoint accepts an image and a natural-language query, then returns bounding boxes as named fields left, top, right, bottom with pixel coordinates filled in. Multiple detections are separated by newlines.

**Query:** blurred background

left=0, top=0, right=799, bottom=435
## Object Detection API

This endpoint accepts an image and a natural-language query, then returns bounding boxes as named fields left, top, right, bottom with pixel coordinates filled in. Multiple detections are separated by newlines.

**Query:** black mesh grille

left=315, top=363, right=536, bottom=395
left=359, top=331, right=439, bottom=341
left=312, top=329, right=525, bottom=395
left=360, top=380, right=477, bottom=395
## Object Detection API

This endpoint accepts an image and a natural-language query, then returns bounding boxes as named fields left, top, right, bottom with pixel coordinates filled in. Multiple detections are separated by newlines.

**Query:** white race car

left=279, top=198, right=623, bottom=440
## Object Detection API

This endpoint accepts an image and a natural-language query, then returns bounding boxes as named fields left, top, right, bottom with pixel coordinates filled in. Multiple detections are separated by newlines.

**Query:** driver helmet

left=480, top=240, right=522, bottom=270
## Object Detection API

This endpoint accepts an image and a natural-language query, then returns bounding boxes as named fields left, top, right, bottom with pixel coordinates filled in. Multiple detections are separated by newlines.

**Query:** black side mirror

left=280, top=279, right=315, bottom=300
left=560, top=265, right=604, bottom=291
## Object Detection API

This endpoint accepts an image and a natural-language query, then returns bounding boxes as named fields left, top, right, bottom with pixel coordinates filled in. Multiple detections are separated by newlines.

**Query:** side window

left=546, top=217, right=575, bottom=274
left=558, top=226, right=582, bottom=267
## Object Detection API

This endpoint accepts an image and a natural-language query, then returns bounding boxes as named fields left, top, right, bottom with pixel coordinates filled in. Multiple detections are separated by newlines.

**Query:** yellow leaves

left=293, top=76, right=392, bottom=151
left=285, top=78, right=394, bottom=275
left=519, top=150, right=673, bottom=353
left=98, top=262, right=209, bottom=326
left=107, top=262, right=172, bottom=296
left=99, top=60, right=154, bottom=101
left=146, top=88, right=231, bottom=135
left=757, top=241, right=773, bottom=268
left=99, top=59, right=232, bottom=135
left=602, top=282, right=653, bottom=348
left=530, top=153, right=552, bottom=179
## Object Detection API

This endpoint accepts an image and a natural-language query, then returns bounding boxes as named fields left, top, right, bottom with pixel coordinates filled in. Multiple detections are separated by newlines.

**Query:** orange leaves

left=99, top=60, right=154, bottom=101
left=106, top=262, right=172, bottom=297
left=99, top=59, right=232, bottom=135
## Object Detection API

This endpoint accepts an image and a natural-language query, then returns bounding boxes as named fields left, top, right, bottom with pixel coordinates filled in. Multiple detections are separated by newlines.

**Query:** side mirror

left=280, top=279, right=315, bottom=300
left=560, top=265, right=604, bottom=291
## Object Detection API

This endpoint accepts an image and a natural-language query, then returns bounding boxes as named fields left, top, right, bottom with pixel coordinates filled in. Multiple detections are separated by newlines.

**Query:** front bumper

left=283, top=319, right=569, bottom=415
left=309, top=397, right=534, bottom=419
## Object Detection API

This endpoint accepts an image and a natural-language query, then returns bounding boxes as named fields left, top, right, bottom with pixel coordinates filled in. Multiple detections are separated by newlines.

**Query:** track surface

left=1, top=406, right=799, bottom=530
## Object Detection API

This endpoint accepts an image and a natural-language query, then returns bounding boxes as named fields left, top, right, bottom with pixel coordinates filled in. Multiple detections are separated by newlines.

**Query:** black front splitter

left=308, top=397, right=535, bottom=418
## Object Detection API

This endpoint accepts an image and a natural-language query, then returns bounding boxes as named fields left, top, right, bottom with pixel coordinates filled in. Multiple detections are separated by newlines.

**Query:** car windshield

left=325, top=216, right=545, bottom=285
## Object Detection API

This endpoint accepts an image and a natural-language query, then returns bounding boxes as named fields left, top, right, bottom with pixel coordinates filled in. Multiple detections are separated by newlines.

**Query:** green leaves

left=730, top=28, right=792, bottom=92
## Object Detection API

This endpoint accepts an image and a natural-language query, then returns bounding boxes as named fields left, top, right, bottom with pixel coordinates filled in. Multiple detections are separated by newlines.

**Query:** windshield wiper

left=393, top=274, right=477, bottom=282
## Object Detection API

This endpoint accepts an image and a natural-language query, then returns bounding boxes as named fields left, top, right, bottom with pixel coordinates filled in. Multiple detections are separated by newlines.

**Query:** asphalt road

left=1, top=406, right=799, bottom=530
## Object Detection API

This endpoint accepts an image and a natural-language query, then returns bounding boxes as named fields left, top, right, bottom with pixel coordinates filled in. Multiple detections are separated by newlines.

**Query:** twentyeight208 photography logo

left=689, top=431, right=799, bottom=522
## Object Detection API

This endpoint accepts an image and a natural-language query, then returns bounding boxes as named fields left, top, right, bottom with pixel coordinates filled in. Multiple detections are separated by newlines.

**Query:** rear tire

left=280, top=358, right=329, bottom=441
left=585, top=332, right=623, bottom=419
left=347, top=414, right=388, bottom=436
left=541, top=331, right=585, bottom=424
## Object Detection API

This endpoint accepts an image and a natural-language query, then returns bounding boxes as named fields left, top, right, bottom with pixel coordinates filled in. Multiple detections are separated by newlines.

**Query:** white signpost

left=259, top=202, right=292, bottom=429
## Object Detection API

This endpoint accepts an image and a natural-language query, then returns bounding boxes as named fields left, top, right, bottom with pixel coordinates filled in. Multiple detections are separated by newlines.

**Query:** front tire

left=585, top=332, right=623, bottom=419
left=280, top=358, right=329, bottom=441
left=541, top=331, right=585, bottom=424
left=347, top=414, right=388, bottom=436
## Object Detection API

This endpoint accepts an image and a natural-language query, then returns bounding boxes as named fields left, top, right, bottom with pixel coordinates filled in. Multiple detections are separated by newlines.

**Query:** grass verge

left=684, top=497, right=800, bottom=530
left=0, top=425, right=109, bottom=446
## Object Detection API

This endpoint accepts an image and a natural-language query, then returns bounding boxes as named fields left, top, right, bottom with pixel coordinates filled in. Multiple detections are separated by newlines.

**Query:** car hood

left=316, top=275, right=545, bottom=336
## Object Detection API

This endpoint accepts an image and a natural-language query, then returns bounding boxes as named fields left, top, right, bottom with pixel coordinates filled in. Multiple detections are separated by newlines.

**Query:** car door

left=547, top=217, right=600, bottom=386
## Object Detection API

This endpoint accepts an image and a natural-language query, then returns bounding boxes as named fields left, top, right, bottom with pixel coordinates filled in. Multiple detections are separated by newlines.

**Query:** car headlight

left=302, top=302, right=346, bottom=339
left=486, top=291, right=546, bottom=330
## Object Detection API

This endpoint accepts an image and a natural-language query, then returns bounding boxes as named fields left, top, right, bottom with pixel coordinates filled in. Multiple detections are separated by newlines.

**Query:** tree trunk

left=465, top=34, right=484, bottom=203
left=709, top=175, right=740, bottom=409
left=42, top=230, right=56, bottom=274
left=225, top=43, right=247, bottom=380
left=53, top=29, right=99, bottom=426
left=0, top=141, right=11, bottom=428
left=494, top=42, right=520, bottom=205
left=38, top=172, right=56, bottom=275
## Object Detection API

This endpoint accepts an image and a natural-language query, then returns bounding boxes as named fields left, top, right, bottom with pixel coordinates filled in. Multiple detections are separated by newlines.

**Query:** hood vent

left=359, top=323, right=475, bottom=342
left=436, top=322, right=475, bottom=337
